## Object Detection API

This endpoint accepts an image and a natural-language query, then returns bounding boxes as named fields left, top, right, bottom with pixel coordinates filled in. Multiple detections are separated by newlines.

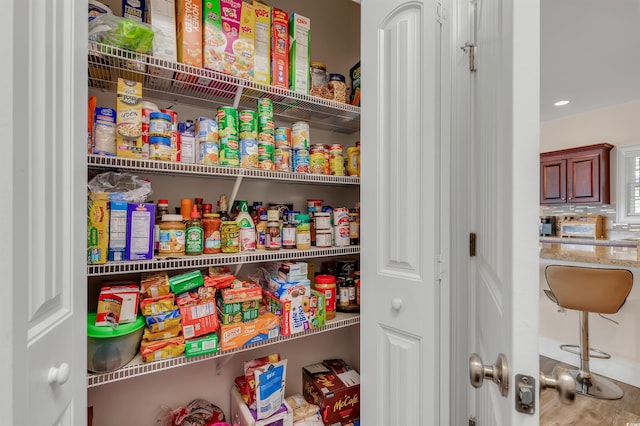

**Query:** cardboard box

left=176, top=0, right=203, bottom=67
left=148, top=0, right=177, bottom=62
left=92, top=107, right=117, bottom=156
left=218, top=312, right=280, bottom=351
left=288, top=13, right=310, bottom=94
left=180, top=301, right=219, bottom=339
left=252, top=1, right=271, bottom=85
left=88, top=193, right=109, bottom=264
left=185, top=332, right=219, bottom=358
left=350, top=61, right=361, bottom=106
left=108, top=200, right=128, bottom=261
left=264, top=289, right=325, bottom=336
left=271, top=8, right=288, bottom=89
left=303, top=359, right=360, bottom=425
left=230, top=386, right=293, bottom=426
left=216, top=297, right=260, bottom=324
left=267, top=277, right=310, bottom=300
left=98, top=281, right=140, bottom=323
left=126, top=203, right=155, bottom=260
left=116, top=78, right=144, bottom=159
left=266, top=261, right=308, bottom=282
left=236, top=1, right=256, bottom=80
left=122, top=0, right=145, bottom=21
left=202, top=0, right=224, bottom=71
left=220, top=280, right=263, bottom=303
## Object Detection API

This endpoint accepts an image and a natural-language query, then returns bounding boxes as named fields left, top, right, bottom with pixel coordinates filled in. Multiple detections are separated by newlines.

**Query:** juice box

left=176, top=0, right=203, bottom=67
left=116, top=78, right=144, bottom=159
left=88, top=193, right=109, bottom=264
left=271, top=8, right=289, bottom=89
left=108, top=200, right=128, bottom=261
left=289, top=13, right=310, bottom=94
left=252, top=1, right=271, bottom=84
left=125, top=203, right=155, bottom=260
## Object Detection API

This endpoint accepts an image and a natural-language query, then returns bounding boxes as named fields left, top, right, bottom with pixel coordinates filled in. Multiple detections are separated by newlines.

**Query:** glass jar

left=202, top=213, right=222, bottom=254
left=310, top=61, right=330, bottom=99
left=328, top=73, right=347, bottom=103
left=221, top=221, right=239, bottom=253
left=295, top=214, right=311, bottom=250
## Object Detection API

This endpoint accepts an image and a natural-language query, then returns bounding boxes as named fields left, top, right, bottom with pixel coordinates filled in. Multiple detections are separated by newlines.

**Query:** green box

left=169, top=270, right=204, bottom=294
left=216, top=297, right=260, bottom=314
left=217, top=304, right=260, bottom=325
left=185, top=332, right=218, bottom=358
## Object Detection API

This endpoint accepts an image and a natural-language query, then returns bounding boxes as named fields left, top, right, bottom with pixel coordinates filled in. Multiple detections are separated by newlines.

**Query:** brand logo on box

left=255, top=8, right=269, bottom=18
left=296, top=17, right=309, bottom=25
left=224, top=327, right=241, bottom=340
left=333, top=393, right=359, bottom=412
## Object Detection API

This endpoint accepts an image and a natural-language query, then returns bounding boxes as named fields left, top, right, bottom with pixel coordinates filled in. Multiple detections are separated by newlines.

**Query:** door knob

left=48, top=362, right=70, bottom=386
left=540, top=367, right=575, bottom=405
left=469, top=353, right=509, bottom=397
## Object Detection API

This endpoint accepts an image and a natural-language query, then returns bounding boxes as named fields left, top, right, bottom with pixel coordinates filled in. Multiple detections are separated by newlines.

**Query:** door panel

left=540, top=159, right=566, bottom=204
left=568, top=154, right=599, bottom=202
left=361, top=0, right=443, bottom=424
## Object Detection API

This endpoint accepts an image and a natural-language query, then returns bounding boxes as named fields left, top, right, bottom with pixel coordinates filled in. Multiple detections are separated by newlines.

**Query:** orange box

left=218, top=312, right=280, bottom=350
left=179, top=301, right=219, bottom=339
left=176, top=0, right=203, bottom=67
left=271, top=8, right=288, bottom=89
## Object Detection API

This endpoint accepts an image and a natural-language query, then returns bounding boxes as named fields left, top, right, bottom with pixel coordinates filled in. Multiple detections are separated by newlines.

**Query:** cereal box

left=176, top=0, right=203, bottom=67
left=289, top=13, right=310, bottom=94
left=212, top=0, right=242, bottom=74
left=88, top=193, right=109, bottom=264
left=203, top=0, right=224, bottom=71
left=108, top=200, right=128, bottom=261
left=235, top=1, right=256, bottom=80
left=116, top=78, right=144, bottom=159
left=252, top=1, right=271, bottom=84
left=271, top=8, right=289, bottom=89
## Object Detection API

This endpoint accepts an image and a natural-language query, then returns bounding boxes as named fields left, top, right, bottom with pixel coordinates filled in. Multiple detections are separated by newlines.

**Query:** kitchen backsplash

left=540, top=204, right=640, bottom=240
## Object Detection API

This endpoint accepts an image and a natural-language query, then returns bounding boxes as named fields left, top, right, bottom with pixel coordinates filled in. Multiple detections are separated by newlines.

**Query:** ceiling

left=540, top=0, right=640, bottom=122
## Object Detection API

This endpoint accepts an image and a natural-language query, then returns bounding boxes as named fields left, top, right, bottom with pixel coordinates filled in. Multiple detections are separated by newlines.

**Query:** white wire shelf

left=87, top=312, right=359, bottom=388
left=88, top=246, right=360, bottom=276
left=87, top=155, right=360, bottom=186
left=88, top=42, right=360, bottom=134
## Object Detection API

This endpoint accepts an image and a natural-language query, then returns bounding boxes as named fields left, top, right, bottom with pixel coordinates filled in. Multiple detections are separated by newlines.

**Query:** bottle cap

left=295, top=214, right=310, bottom=222
left=158, top=199, right=169, bottom=206
left=315, top=274, right=336, bottom=284
left=190, top=204, right=200, bottom=219
left=162, top=214, right=184, bottom=222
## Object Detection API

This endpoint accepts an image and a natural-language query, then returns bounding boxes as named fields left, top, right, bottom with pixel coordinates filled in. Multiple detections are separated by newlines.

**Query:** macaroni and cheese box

left=88, top=193, right=109, bottom=264
left=288, top=13, right=310, bottom=94
left=303, top=359, right=360, bottom=425
left=125, top=203, right=155, bottom=260
left=252, top=1, right=270, bottom=85
left=116, top=78, right=144, bottom=159
left=218, top=312, right=280, bottom=350
left=176, top=0, right=203, bottom=67
left=271, top=8, right=288, bottom=89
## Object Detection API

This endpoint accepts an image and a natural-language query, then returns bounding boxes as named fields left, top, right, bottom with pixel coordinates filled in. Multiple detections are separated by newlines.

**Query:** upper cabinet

left=540, top=143, right=613, bottom=205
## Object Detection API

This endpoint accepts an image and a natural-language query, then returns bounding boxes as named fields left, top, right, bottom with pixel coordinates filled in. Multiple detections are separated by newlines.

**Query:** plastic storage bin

left=87, top=313, right=145, bottom=373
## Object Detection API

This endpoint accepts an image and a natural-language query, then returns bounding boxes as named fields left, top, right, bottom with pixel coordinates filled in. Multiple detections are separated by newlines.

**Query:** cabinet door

left=567, top=152, right=600, bottom=203
left=540, top=157, right=567, bottom=204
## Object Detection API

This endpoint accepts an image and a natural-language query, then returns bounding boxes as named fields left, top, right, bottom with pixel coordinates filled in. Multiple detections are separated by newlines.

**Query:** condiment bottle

left=217, top=194, right=230, bottom=221
left=158, top=214, right=186, bottom=257
left=202, top=203, right=213, bottom=215
left=235, top=200, right=256, bottom=251
left=185, top=205, right=203, bottom=255
left=194, top=197, right=204, bottom=214
left=266, top=221, right=281, bottom=250
left=180, top=198, right=193, bottom=221
left=154, top=199, right=171, bottom=254
left=295, top=214, right=311, bottom=250
left=346, top=141, right=360, bottom=177
left=314, top=274, right=337, bottom=320
left=202, top=213, right=222, bottom=254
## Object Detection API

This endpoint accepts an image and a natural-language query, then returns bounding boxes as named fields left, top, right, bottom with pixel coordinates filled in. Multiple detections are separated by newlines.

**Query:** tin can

left=150, top=136, right=171, bottom=161
left=220, top=136, right=240, bottom=166
left=267, top=206, right=280, bottom=222
left=238, top=110, right=258, bottom=140
left=274, top=127, right=292, bottom=148
left=196, top=117, right=218, bottom=143
left=323, top=144, right=331, bottom=175
left=258, top=116, right=275, bottom=144
left=149, top=112, right=172, bottom=138
left=333, top=207, right=350, bottom=227
left=161, top=109, right=178, bottom=131
left=200, top=141, right=219, bottom=165
left=170, top=131, right=181, bottom=162
left=217, top=106, right=238, bottom=138
left=240, top=139, right=259, bottom=168
left=221, top=221, right=239, bottom=253
left=293, top=148, right=310, bottom=174
left=274, top=147, right=291, bottom=171
left=307, top=199, right=323, bottom=214
left=310, top=144, right=327, bottom=174
left=291, top=121, right=310, bottom=149
left=334, top=225, right=350, bottom=247
left=258, top=142, right=274, bottom=170
left=330, top=143, right=345, bottom=176
left=257, top=97, right=273, bottom=117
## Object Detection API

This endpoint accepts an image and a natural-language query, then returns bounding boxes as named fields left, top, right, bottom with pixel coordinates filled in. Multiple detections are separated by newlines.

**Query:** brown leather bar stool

left=544, top=265, right=633, bottom=400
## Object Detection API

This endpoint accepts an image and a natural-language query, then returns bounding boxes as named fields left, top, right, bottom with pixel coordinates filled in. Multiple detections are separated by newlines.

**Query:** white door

left=464, top=0, right=541, bottom=424
left=360, top=0, right=447, bottom=424
left=1, top=0, right=87, bottom=424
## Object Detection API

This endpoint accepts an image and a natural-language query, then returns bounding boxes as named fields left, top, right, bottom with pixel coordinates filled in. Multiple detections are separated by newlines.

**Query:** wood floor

left=540, top=356, right=640, bottom=425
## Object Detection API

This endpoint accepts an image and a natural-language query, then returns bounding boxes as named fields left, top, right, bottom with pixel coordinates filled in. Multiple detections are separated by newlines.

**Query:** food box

left=266, top=261, right=308, bottom=282
left=231, top=385, right=293, bottom=426
left=147, top=0, right=177, bottom=62
left=218, top=312, right=280, bottom=350
left=302, top=359, right=360, bottom=425
left=176, top=0, right=203, bottom=67
left=288, top=13, right=310, bottom=94
left=179, top=301, right=219, bottom=339
left=270, top=8, right=288, bottom=89
left=169, top=270, right=204, bottom=294
left=122, top=0, right=145, bottom=21
left=92, top=107, right=117, bottom=156
left=267, top=277, right=310, bottom=300
left=125, top=203, right=155, bottom=260
left=220, top=280, right=263, bottom=303
left=98, top=281, right=140, bottom=323
left=252, top=1, right=270, bottom=85
left=116, top=78, right=144, bottom=159
left=350, top=61, right=360, bottom=106
left=263, top=289, right=325, bottom=336
left=216, top=297, right=260, bottom=324
left=108, top=200, right=128, bottom=261
left=185, top=332, right=219, bottom=358
left=88, top=193, right=109, bottom=264
left=217, top=304, right=259, bottom=324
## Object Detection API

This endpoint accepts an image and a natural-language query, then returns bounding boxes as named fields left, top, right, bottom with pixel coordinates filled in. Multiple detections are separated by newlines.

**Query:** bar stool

left=544, top=265, right=633, bottom=400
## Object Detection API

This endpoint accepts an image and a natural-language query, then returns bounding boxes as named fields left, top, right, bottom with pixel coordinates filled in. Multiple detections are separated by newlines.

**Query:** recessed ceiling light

left=554, top=100, right=570, bottom=106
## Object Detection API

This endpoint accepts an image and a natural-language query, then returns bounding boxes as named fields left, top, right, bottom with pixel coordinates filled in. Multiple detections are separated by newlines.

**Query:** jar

left=314, top=274, right=337, bottom=320
left=338, top=277, right=350, bottom=307
left=328, top=73, right=348, bottom=103
left=295, top=214, right=311, bottom=250
left=349, top=210, right=360, bottom=245
left=314, top=212, right=331, bottom=230
left=154, top=199, right=171, bottom=254
left=266, top=221, right=282, bottom=250
left=158, top=214, right=186, bottom=257
left=316, top=229, right=332, bottom=248
left=221, top=221, right=239, bottom=253
left=346, top=276, right=356, bottom=305
left=282, top=222, right=297, bottom=249
left=309, top=61, right=330, bottom=99
left=202, top=213, right=222, bottom=254
left=267, top=205, right=280, bottom=222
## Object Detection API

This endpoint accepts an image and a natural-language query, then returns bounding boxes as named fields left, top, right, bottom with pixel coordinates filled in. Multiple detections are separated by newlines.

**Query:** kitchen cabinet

left=540, top=143, right=613, bottom=205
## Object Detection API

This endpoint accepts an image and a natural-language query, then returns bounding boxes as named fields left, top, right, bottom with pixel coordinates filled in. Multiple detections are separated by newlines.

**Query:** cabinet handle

left=48, top=363, right=70, bottom=386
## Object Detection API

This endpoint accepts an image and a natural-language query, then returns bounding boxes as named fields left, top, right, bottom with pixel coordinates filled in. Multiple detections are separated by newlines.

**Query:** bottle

left=202, top=213, right=222, bottom=254
left=221, top=221, right=240, bottom=253
left=202, top=203, right=213, bottom=215
left=180, top=198, right=193, bottom=221
left=185, top=205, right=203, bottom=255
left=346, top=141, right=360, bottom=177
left=217, top=194, right=230, bottom=221
left=282, top=222, right=297, bottom=249
left=235, top=200, right=256, bottom=251
left=256, top=218, right=267, bottom=250
left=194, top=197, right=204, bottom=215
left=154, top=199, right=171, bottom=254
left=349, top=209, right=360, bottom=245
left=295, top=214, right=311, bottom=250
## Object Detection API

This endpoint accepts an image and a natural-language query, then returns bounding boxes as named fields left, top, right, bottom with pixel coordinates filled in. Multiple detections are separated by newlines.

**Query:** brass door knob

left=469, top=353, right=509, bottom=397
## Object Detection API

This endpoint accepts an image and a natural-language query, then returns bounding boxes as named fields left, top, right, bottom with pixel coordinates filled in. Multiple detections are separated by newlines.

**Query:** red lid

left=194, top=197, right=204, bottom=203
left=315, top=274, right=336, bottom=284
left=190, top=204, right=201, bottom=219
left=158, top=199, right=169, bottom=205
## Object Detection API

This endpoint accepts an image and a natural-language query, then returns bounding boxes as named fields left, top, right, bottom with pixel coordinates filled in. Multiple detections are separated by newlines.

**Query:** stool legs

left=566, top=311, right=624, bottom=400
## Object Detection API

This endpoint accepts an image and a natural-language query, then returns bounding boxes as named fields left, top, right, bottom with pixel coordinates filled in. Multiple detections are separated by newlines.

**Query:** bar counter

left=540, top=240, right=640, bottom=268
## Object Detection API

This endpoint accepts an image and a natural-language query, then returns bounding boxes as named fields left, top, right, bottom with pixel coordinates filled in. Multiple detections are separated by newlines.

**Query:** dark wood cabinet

left=540, top=143, right=613, bottom=205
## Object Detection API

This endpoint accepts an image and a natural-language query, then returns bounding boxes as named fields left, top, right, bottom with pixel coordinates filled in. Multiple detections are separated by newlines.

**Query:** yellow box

left=252, top=1, right=270, bottom=84
left=88, top=193, right=109, bottom=264
left=116, top=78, right=144, bottom=159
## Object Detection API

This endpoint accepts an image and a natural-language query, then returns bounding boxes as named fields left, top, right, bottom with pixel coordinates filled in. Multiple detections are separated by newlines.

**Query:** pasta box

left=303, top=359, right=360, bottom=425
left=88, top=192, right=109, bottom=264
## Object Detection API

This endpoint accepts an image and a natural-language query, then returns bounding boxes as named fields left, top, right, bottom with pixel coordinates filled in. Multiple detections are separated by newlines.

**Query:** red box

left=179, top=301, right=219, bottom=339
left=302, top=359, right=360, bottom=425
left=271, top=8, right=289, bottom=89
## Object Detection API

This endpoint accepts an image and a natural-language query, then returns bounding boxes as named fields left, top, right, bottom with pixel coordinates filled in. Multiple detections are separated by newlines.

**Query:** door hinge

left=437, top=1, right=446, bottom=23
left=469, top=233, right=476, bottom=257
left=460, top=42, right=477, bottom=72
left=469, top=417, right=477, bottom=426
left=437, top=254, right=446, bottom=280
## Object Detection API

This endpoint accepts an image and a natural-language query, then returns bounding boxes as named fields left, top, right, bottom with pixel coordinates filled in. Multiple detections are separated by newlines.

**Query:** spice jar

left=314, top=274, right=337, bottom=320
left=310, top=61, right=330, bottom=99
left=328, top=73, right=347, bottom=103
left=158, top=214, right=186, bottom=257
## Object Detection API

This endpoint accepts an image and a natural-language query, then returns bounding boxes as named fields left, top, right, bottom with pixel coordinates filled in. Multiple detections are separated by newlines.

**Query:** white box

left=288, top=13, right=310, bottom=94
left=148, top=0, right=177, bottom=62
left=230, top=387, right=293, bottom=426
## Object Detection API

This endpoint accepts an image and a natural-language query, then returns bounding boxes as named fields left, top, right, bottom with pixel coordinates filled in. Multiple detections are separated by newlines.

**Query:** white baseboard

left=539, top=336, right=640, bottom=389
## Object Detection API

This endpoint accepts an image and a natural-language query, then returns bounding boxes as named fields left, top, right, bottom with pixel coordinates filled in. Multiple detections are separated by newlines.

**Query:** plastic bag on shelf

left=88, top=14, right=154, bottom=54
left=87, top=171, right=152, bottom=203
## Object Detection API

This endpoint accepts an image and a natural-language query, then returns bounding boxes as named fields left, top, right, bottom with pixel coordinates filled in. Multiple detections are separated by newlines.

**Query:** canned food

left=257, top=97, right=273, bottom=117
left=170, top=131, right=181, bottom=162
left=238, top=110, right=258, bottom=140
left=293, top=148, right=310, bottom=174
left=292, top=121, right=310, bottom=149
left=258, top=142, right=274, bottom=170
left=274, top=147, right=291, bottom=171
left=150, top=135, right=171, bottom=161
left=220, top=136, right=240, bottom=166
left=334, top=225, right=350, bottom=246
left=240, top=139, right=259, bottom=168
left=161, top=109, right=179, bottom=131
left=330, top=143, right=345, bottom=176
left=316, top=229, right=332, bottom=247
left=274, top=127, right=292, bottom=148
left=310, top=144, right=326, bottom=174
left=333, top=207, right=350, bottom=226
left=307, top=199, right=323, bottom=213
left=221, top=221, right=239, bottom=253
left=314, top=212, right=331, bottom=229
left=217, top=106, right=238, bottom=137
left=200, top=141, right=219, bottom=165
left=258, top=116, right=275, bottom=144
left=149, top=112, right=172, bottom=138
left=196, top=117, right=218, bottom=143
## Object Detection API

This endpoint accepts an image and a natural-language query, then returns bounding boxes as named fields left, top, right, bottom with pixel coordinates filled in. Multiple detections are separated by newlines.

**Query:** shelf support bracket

left=216, top=354, right=236, bottom=376
left=232, top=84, right=244, bottom=109
left=228, top=173, right=245, bottom=214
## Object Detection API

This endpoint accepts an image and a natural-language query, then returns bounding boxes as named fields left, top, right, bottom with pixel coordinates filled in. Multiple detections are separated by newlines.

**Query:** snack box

left=220, top=280, right=263, bottom=303
left=108, top=200, right=128, bottom=261
left=267, top=277, right=310, bottom=301
left=218, top=312, right=280, bottom=351
left=169, top=270, right=204, bottom=294
left=98, top=281, right=140, bottom=324
left=302, top=359, right=360, bottom=425
left=288, top=13, right=310, bottom=94
left=231, top=385, right=293, bottom=426
left=180, top=301, right=219, bottom=339
left=176, top=0, right=203, bottom=67
left=252, top=1, right=270, bottom=85
left=125, top=203, right=155, bottom=260
left=265, top=261, right=308, bottom=282
left=216, top=297, right=260, bottom=325
left=270, top=8, right=288, bottom=89
left=88, top=192, right=109, bottom=264
left=263, top=289, right=325, bottom=336
left=116, top=78, right=144, bottom=159
left=185, top=332, right=219, bottom=358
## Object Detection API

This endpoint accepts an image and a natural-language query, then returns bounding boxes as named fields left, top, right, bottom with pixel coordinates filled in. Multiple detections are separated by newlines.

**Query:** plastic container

left=314, top=275, right=337, bottom=320
left=328, top=73, right=348, bottom=103
left=87, top=313, right=145, bottom=373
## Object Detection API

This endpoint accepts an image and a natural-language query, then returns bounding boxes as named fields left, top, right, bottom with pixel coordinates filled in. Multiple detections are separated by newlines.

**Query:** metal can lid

left=150, top=111, right=172, bottom=121
left=310, top=61, right=327, bottom=70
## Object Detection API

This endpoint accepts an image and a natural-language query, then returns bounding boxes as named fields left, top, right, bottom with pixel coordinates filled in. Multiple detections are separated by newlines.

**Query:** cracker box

left=271, top=8, right=289, bottom=89
left=116, top=78, right=144, bottom=159
left=180, top=301, right=219, bottom=339
left=264, top=289, right=325, bottom=336
left=176, top=0, right=203, bottom=67
left=125, top=203, right=155, bottom=260
left=88, top=193, right=109, bottom=264
left=108, top=200, right=128, bottom=261
left=252, top=1, right=271, bottom=85
left=303, top=359, right=360, bottom=425
left=216, top=297, right=260, bottom=325
left=218, top=312, right=280, bottom=350
left=185, top=332, right=219, bottom=358
left=288, top=13, right=310, bottom=94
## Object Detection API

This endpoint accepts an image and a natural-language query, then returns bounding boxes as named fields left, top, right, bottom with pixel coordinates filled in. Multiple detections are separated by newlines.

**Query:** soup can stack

left=274, top=126, right=292, bottom=171
left=217, top=106, right=239, bottom=167
left=196, top=117, right=219, bottom=165
left=257, top=98, right=275, bottom=170
left=239, top=110, right=259, bottom=169
left=292, top=121, right=310, bottom=174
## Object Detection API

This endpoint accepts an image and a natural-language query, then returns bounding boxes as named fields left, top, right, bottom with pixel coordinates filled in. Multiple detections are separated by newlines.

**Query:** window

left=616, top=144, right=640, bottom=224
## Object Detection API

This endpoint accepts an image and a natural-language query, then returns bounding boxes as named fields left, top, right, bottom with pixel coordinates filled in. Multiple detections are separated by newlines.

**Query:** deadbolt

left=469, top=353, right=509, bottom=397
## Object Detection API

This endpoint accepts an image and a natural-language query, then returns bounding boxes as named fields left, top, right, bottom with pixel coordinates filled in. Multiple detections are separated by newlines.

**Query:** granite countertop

left=539, top=242, right=640, bottom=268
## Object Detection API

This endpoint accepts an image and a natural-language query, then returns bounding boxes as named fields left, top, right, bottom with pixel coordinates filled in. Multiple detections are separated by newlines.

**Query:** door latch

left=515, top=374, right=536, bottom=414
left=460, top=41, right=476, bottom=72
